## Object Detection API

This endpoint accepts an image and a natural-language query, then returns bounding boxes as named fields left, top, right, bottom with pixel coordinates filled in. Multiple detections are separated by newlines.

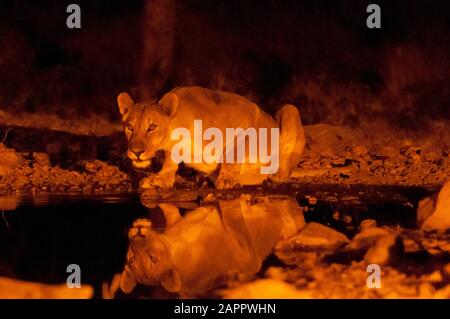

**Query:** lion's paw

left=139, top=173, right=175, bottom=189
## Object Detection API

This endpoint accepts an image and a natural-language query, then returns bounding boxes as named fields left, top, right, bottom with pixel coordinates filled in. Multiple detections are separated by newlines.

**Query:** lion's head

left=117, top=92, right=179, bottom=169
left=120, top=219, right=181, bottom=294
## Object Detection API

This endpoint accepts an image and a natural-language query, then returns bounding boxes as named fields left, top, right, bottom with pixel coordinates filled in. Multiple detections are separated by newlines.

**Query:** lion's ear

left=161, top=268, right=182, bottom=293
left=117, top=92, right=134, bottom=116
left=158, top=92, right=179, bottom=117
left=120, top=267, right=137, bottom=294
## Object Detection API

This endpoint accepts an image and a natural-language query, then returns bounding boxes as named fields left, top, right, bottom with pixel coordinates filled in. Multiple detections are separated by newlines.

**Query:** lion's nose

left=131, top=149, right=146, bottom=159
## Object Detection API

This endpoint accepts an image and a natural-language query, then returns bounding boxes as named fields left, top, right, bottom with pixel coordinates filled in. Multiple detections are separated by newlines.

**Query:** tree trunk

left=139, top=0, right=176, bottom=99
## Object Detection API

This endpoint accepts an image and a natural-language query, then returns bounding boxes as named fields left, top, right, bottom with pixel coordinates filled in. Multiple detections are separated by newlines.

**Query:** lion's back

left=171, top=86, right=256, bottom=112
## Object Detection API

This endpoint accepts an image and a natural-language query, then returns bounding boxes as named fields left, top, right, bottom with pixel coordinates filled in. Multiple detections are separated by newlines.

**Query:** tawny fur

left=117, top=86, right=305, bottom=189
left=120, top=195, right=304, bottom=297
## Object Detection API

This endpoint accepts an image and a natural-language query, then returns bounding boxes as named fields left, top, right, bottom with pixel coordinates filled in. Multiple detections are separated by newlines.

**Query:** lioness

left=119, top=195, right=305, bottom=297
left=117, top=86, right=305, bottom=188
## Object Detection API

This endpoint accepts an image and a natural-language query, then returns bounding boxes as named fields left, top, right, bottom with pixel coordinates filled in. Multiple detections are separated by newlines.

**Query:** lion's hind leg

left=273, top=104, right=306, bottom=182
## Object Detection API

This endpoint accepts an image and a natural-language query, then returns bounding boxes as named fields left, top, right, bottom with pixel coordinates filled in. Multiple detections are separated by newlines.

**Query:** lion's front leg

left=140, top=151, right=178, bottom=189
left=140, top=173, right=176, bottom=189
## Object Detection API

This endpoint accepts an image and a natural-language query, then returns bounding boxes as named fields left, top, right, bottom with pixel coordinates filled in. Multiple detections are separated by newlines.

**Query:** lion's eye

left=148, top=124, right=157, bottom=132
left=150, top=255, right=158, bottom=263
left=126, top=123, right=134, bottom=131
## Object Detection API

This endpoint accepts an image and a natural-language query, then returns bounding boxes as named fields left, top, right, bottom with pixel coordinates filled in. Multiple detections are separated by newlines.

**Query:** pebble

left=352, top=144, right=368, bottom=157
left=343, top=215, right=352, bottom=224
left=305, top=195, right=318, bottom=205
left=32, top=152, right=50, bottom=166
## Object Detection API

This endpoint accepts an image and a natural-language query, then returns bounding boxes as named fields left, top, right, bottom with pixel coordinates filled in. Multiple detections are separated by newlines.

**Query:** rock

left=220, top=279, right=312, bottom=299
left=332, top=211, right=340, bottom=220
left=360, top=219, right=377, bottom=230
left=378, top=146, right=397, bottom=158
left=418, top=282, right=436, bottom=298
left=412, top=154, right=421, bottom=163
left=81, top=159, right=110, bottom=173
left=347, top=227, right=391, bottom=252
left=364, top=234, right=404, bottom=266
left=0, top=144, right=22, bottom=176
left=434, top=284, right=450, bottom=298
left=305, top=195, right=317, bottom=205
left=331, top=157, right=347, bottom=167
left=420, top=270, right=443, bottom=284
left=287, top=222, right=349, bottom=251
left=417, top=181, right=450, bottom=231
left=442, top=263, right=450, bottom=282
left=402, top=238, right=422, bottom=253
left=343, top=215, right=352, bottom=224
left=82, top=161, right=98, bottom=173
left=401, top=145, right=421, bottom=158
left=32, top=152, right=50, bottom=166
left=423, top=149, right=440, bottom=163
left=351, top=144, right=368, bottom=157
left=334, top=227, right=393, bottom=263
left=0, top=276, right=93, bottom=299
left=265, top=267, right=287, bottom=281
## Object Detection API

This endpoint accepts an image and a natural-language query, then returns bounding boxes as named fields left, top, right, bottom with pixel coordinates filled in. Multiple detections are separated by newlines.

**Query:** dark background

left=0, top=0, right=449, bottom=130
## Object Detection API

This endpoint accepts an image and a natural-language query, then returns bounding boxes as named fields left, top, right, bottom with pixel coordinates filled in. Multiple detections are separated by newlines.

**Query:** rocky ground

left=218, top=220, right=450, bottom=299
left=294, top=123, right=450, bottom=186
left=1, top=117, right=450, bottom=299
left=0, top=147, right=133, bottom=194
left=2, top=121, right=450, bottom=194
left=0, top=122, right=134, bottom=195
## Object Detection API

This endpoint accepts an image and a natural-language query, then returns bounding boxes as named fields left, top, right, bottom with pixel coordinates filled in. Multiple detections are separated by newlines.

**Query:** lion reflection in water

left=118, top=194, right=304, bottom=297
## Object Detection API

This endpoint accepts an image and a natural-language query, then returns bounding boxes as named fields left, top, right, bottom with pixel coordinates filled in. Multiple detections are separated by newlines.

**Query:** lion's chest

left=167, top=119, right=235, bottom=174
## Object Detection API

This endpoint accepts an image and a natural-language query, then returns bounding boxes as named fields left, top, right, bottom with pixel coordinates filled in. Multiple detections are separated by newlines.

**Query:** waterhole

left=0, top=184, right=435, bottom=298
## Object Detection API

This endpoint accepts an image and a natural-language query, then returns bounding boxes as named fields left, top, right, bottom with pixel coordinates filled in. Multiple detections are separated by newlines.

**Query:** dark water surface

left=0, top=184, right=436, bottom=297
left=0, top=193, right=148, bottom=297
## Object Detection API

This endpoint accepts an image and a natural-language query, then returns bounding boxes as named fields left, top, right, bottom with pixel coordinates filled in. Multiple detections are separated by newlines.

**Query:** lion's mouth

left=132, top=159, right=152, bottom=169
